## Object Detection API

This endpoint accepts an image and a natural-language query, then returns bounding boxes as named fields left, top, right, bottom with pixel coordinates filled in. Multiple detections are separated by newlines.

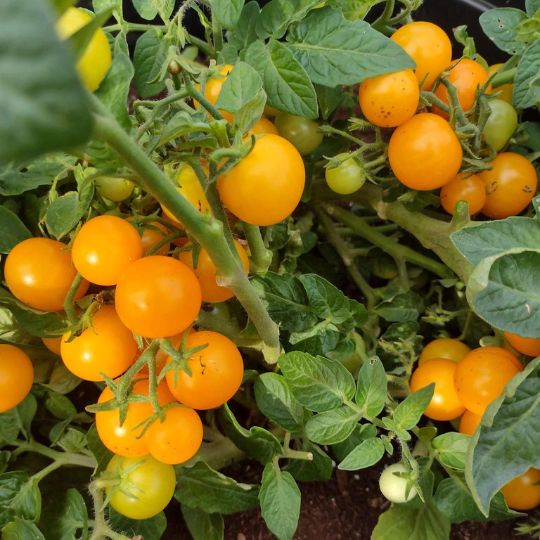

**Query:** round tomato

left=105, top=454, right=176, bottom=519
left=5, top=238, right=89, bottom=312
left=459, top=409, right=482, bottom=436
left=487, top=64, right=513, bottom=104
left=72, top=215, right=143, bottom=286
left=217, top=134, right=305, bottom=226
left=249, top=117, right=278, bottom=136
left=195, top=64, right=234, bottom=122
left=410, top=358, right=465, bottom=421
left=325, top=154, right=366, bottom=195
left=42, top=337, right=62, bottom=356
left=56, top=7, right=111, bottom=92
left=504, top=332, right=540, bottom=357
left=0, top=345, right=33, bottom=413
left=501, top=468, right=540, bottom=511
left=146, top=405, right=203, bottom=465
left=95, top=176, right=135, bottom=202
left=379, top=463, right=417, bottom=503
left=178, top=240, right=249, bottom=303
left=480, top=152, right=538, bottom=219
left=274, top=114, right=323, bottom=155
left=440, top=173, right=486, bottom=215
left=391, top=21, right=452, bottom=89
left=359, top=69, right=419, bottom=128
left=372, top=255, right=398, bottom=280
left=165, top=330, right=243, bottom=410
left=61, top=305, right=138, bottom=382
left=419, top=338, right=471, bottom=365
left=115, top=256, right=201, bottom=339
left=388, top=113, right=463, bottom=191
left=128, top=218, right=171, bottom=256
left=483, top=99, right=518, bottom=151
left=454, top=346, right=522, bottom=415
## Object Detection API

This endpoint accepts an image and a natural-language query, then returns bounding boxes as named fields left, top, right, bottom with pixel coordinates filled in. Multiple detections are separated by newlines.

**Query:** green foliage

left=133, top=29, right=168, bottom=98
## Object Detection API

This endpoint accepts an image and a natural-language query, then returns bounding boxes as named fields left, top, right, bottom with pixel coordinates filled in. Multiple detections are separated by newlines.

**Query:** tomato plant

left=325, top=154, right=366, bottom=195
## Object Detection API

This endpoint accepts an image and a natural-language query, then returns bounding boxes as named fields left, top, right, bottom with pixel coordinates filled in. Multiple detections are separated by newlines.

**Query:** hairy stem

left=243, top=223, right=273, bottom=273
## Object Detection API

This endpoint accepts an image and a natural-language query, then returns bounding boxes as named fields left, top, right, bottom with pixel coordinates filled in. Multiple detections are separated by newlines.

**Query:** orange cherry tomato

left=454, top=346, right=522, bottom=415
left=41, top=337, right=62, bottom=356
left=440, top=173, right=487, bottom=215
left=487, top=64, right=513, bottom=104
left=501, top=468, right=540, bottom=511
left=480, top=152, right=538, bottom=219
left=249, top=117, right=278, bottom=136
left=217, top=134, right=305, bottom=226
left=5, top=238, right=88, bottom=312
left=388, top=113, right=463, bottom=191
left=61, top=305, right=138, bottom=382
left=359, top=69, right=419, bottom=128
left=504, top=332, right=540, bottom=357
left=391, top=21, right=452, bottom=89
left=128, top=218, right=171, bottom=256
left=115, top=256, right=202, bottom=339
left=419, top=338, right=471, bottom=365
left=195, top=64, right=234, bottom=122
left=165, top=330, right=243, bottom=410
left=178, top=240, right=249, bottom=303
left=0, top=344, right=34, bottom=413
left=410, top=358, right=465, bottom=421
left=72, top=215, right=143, bottom=286
left=459, top=409, right=482, bottom=436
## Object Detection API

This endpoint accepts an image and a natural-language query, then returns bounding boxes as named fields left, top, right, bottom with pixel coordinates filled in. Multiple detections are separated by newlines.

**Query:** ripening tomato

left=72, top=215, right=143, bottom=286
left=487, top=64, right=513, bottom=104
left=504, top=332, right=540, bottom=357
left=105, top=454, right=176, bottom=520
left=483, top=99, right=518, bottom=151
left=249, top=117, right=278, bottom=136
left=195, top=64, right=234, bottom=122
left=0, top=345, right=34, bottom=413
left=388, top=113, right=463, bottom=190
left=178, top=240, right=250, bottom=303
left=166, top=331, right=244, bottom=410
left=115, top=256, right=202, bottom=339
left=379, top=463, right=417, bottom=503
left=419, top=338, right=471, bottom=365
left=440, top=173, right=486, bottom=215
left=275, top=114, right=323, bottom=155
left=480, top=152, right=538, bottom=219
left=61, top=305, right=138, bottom=381
left=128, top=218, right=171, bottom=256
left=95, top=176, right=135, bottom=202
left=217, top=134, right=305, bottom=226
left=410, top=358, right=465, bottom=421
left=454, top=347, right=522, bottom=415
left=42, top=337, right=62, bottom=356
left=325, top=154, right=366, bottom=195
left=391, top=21, right=452, bottom=89
left=459, top=409, right=482, bottom=436
left=5, top=238, right=89, bottom=312
left=56, top=7, right=111, bottom=92
left=501, top=469, right=540, bottom=511
left=359, top=69, right=419, bottom=127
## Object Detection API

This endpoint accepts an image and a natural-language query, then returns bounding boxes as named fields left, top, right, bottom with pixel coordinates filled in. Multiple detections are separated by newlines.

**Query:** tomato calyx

left=158, top=334, right=208, bottom=382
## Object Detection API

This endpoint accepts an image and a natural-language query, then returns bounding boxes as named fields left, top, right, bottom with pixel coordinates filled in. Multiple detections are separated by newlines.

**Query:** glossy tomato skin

left=195, top=64, right=234, bottom=122
left=249, top=117, right=278, bottom=136
left=419, top=338, right=471, bottom=365
left=410, top=358, right=465, bottom=421
left=481, top=152, right=538, bottom=219
left=487, top=64, right=513, bottom=104
left=379, top=463, right=417, bottom=503
left=5, top=238, right=89, bottom=312
left=275, top=114, right=323, bottom=155
left=359, top=69, right=419, bottom=127
left=325, top=154, right=366, bottom=195
left=454, top=347, right=522, bottom=415
left=483, top=99, right=518, bottom=151
left=61, top=305, right=138, bottom=381
left=166, top=331, right=244, bottom=410
left=128, top=218, right=171, bottom=256
left=459, top=409, right=482, bottom=436
left=504, top=332, right=540, bottom=357
left=42, top=337, right=62, bottom=356
left=440, top=173, right=486, bottom=216
left=178, top=240, right=250, bottom=303
left=501, top=469, right=540, bottom=511
left=95, top=176, right=134, bottom=202
left=217, top=134, right=305, bottom=226
left=391, top=21, right=452, bottom=89
left=388, top=113, right=463, bottom=191
left=115, top=256, right=202, bottom=339
left=72, top=215, right=143, bottom=286
left=0, top=345, right=34, bottom=413
left=105, top=454, right=176, bottom=520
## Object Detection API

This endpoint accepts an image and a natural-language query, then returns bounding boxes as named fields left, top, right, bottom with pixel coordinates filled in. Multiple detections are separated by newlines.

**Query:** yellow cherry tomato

left=419, top=338, right=471, bottom=365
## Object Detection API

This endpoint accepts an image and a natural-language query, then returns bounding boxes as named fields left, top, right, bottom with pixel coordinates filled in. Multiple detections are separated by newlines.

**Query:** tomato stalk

left=242, top=223, right=273, bottom=273
left=63, top=272, right=84, bottom=326
left=89, top=480, right=131, bottom=540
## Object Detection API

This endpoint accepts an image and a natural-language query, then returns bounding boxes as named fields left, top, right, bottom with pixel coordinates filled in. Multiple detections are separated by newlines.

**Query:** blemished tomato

left=249, top=117, right=278, bottom=136
left=178, top=240, right=250, bottom=303
left=195, top=64, right=234, bottom=122
left=388, top=113, right=463, bottom=191
left=459, top=409, right=482, bottom=436
left=275, top=114, right=323, bottom=155
left=146, top=406, right=203, bottom=465
left=56, top=7, right=111, bottom=92
left=0, top=345, right=34, bottom=413
left=410, top=358, right=465, bottom=421
left=440, top=173, right=487, bottom=216
left=72, top=215, right=143, bottom=286
left=217, top=134, right=305, bottom=226
left=487, top=64, right=513, bottom=104
left=504, top=332, right=540, bottom=357
left=454, top=346, right=522, bottom=415
left=166, top=330, right=244, bottom=410
left=480, top=152, right=538, bottom=219
left=391, top=21, right=452, bottom=89
left=379, top=463, right=417, bottom=503
left=61, top=305, right=138, bottom=382
left=501, top=468, right=540, bottom=511
left=359, top=69, right=419, bottom=128
left=5, top=238, right=89, bottom=312
left=483, top=99, right=518, bottom=151
left=42, top=337, right=62, bottom=356
left=115, top=256, right=202, bottom=339
left=419, top=338, right=471, bottom=365
left=128, top=218, right=171, bottom=256
left=95, top=176, right=135, bottom=202
left=325, top=154, right=366, bottom=195
left=105, top=454, right=176, bottom=520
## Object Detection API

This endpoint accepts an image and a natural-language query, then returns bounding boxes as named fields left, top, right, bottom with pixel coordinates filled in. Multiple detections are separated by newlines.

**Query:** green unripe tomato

left=95, top=176, right=135, bottom=202
left=325, top=154, right=366, bottom=195
left=483, top=99, right=518, bottom=151
left=372, top=254, right=398, bottom=280
left=275, top=113, right=323, bottom=155
left=379, top=463, right=417, bottom=503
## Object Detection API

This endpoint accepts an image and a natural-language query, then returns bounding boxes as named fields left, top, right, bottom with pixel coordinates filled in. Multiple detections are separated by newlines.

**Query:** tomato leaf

left=107, top=509, right=167, bottom=539
left=226, top=1, right=260, bottom=51
left=338, top=437, right=385, bottom=471
left=133, top=28, right=168, bottom=99
left=132, top=0, right=158, bottom=20
left=181, top=505, right=224, bottom=540
left=1, top=519, right=45, bottom=540
left=255, top=0, right=322, bottom=40
left=479, top=8, right=528, bottom=55
left=0, top=395, right=37, bottom=445
left=86, top=424, right=113, bottom=473
left=355, top=356, right=387, bottom=418
left=432, top=433, right=469, bottom=471
left=0, top=160, right=70, bottom=196
left=331, top=423, right=378, bottom=462
left=41, top=363, right=81, bottom=395
left=45, top=394, right=77, bottom=421
left=39, top=488, right=88, bottom=540
left=0, top=207, right=31, bottom=253
left=327, top=0, right=383, bottom=20
left=211, top=0, right=245, bottom=29
left=45, top=193, right=83, bottom=240
left=0, top=473, right=41, bottom=527
left=514, top=39, right=540, bottom=108
left=285, top=441, right=333, bottom=482
left=215, top=61, right=263, bottom=112
left=526, top=0, right=540, bottom=16
left=393, top=384, right=434, bottom=432
left=305, top=405, right=360, bottom=444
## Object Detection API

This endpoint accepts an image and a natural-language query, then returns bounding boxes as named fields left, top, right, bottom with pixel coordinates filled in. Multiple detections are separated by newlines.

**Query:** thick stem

left=243, top=223, right=273, bottom=273
left=490, top=68, right=515, bottom=88
left=64, top=273, right=84, bottom=326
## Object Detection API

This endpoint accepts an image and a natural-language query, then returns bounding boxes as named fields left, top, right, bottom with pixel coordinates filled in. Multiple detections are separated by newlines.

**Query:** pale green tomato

left=379, top=463, right=417, bottom=503
left=96, top=176, right=135, bottom=202
left=275, top=113, right=323, bottom=155
left=325, top=154, right=366, bottom=195
left=483, top=99, right=518, bottom=151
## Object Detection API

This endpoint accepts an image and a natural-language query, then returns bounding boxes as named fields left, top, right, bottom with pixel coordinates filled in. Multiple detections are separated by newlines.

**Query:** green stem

left=243, top=223, right=273, bottom=273
left=490, top=67, right=515, bottom=88
left=14, top=441, right=97, bottom=468
left=89, top=482, right=130, bottom=540
left=373, top=0, right=395, bottom=31
left=185, top=77, right=224, bottom=121
left=64, top=273, right=84, bottom=326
